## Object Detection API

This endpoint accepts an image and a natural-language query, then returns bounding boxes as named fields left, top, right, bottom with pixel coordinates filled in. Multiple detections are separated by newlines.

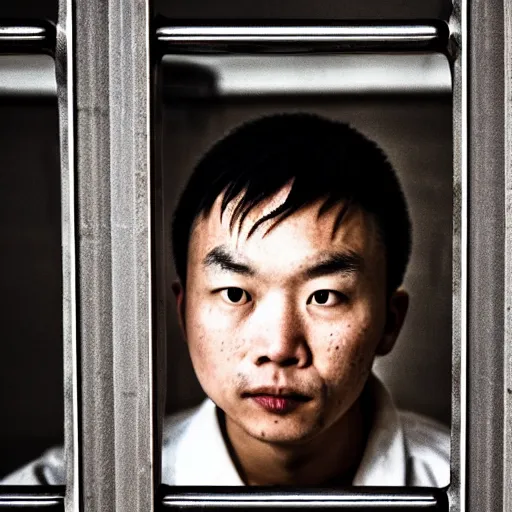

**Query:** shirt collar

left=174, top=399, right=244, bottom=485
left=352, top=375, right=407, bottom=486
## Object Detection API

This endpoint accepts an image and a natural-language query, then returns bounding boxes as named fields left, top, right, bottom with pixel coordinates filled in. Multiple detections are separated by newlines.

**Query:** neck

left=222, top=397, right=368, bottom=487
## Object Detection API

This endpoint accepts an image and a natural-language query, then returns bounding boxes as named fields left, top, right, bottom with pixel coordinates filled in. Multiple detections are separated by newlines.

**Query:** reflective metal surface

left=505, top=2, right=512, bottom=511
left=0, top=53, right=452, bottom=97
left=466, top=0, right=506, bottom=510
left=67, top=0, right=155, bottom=510
left=160, top=488, right=448, bottom=510
left=56, top=0, right=80, bottom=511
left=156, top=21, right=449, bottom=54
left=162, top=54, right=451, bottom=96
left=449, top=0, right=466, bottom=511
left=0, top=22, right=54, bottom=54
left=0, top=487, right=64, bottom=511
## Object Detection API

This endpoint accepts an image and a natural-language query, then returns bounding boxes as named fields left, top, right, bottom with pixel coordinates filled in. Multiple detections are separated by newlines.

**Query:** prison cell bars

left=154, top=16, right=454, bottom=512
left=0, top=0, right=509, bottom=510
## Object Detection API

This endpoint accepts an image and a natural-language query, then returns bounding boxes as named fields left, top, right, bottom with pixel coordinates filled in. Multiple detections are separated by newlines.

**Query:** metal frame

left=57, top=0, right=155, bottom=511
left=1, top=0, right=511, bottom=510
left=154, top=18, right=455, bottom=512
left=0, top=487, right=64, bottom=511
left=449, top=1, right=465, bottom=511
left=0, top=22, right=54, bottom=55
left=155, top=21, right=449, bottom=54
left=465, top=0, right=506, bottom=511
left=159, top=488, right=448, bottom=510
left=505, top=3, right=512, bottom=512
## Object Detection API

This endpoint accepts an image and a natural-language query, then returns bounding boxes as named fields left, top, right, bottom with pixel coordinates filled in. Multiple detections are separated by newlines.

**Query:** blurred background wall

left=0, top=0, right=452, bottom=479
left=161, top=93, right=453, bottom=425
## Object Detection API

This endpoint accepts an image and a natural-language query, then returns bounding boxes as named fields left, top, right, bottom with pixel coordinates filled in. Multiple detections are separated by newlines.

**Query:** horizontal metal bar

left=0, top=22, right=55, bottom=55
left=160, top=487, right=448, bottom=510
left=162, top=54, right=451, bottom=97
left=0, top=53, right=451, bottom=98
left=0, top=487, right=64, bottom=510
left=156, top=21, right=450, bottom=55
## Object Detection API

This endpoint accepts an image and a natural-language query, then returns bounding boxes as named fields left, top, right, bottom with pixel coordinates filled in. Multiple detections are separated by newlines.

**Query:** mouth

left=242, top=389, right=312, bottom=414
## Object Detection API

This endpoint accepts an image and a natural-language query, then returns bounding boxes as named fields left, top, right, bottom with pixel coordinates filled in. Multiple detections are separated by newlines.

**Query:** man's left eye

left=308, top=290, right=344, bottom=306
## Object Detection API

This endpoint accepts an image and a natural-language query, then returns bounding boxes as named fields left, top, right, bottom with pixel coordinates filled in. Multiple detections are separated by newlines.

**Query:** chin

left=244, top=417, right=321, bottom=445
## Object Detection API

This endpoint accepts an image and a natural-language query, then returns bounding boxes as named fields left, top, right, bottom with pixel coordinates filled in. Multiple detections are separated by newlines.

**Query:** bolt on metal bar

left=0, top=487, right=64, bottom=511
left=159, top=488, right=448, bottom=510
left=156, top=20, right=449, bottom=55
left=0, top=22, right=55, bottom=55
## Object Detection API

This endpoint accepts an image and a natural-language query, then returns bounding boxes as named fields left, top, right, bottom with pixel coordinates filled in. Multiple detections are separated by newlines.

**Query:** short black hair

left=172, top=113, right=412, bottom=293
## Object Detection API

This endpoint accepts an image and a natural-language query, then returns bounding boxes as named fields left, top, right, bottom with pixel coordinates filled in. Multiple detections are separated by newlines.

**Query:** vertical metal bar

left=75, top=1, right=115, bottom=509
left=449, top=1, right=467, bottom=511
left=109, top=0, right=154, bottom=510
left=56, top=0, right=80, bottom=511
left=467, top=0, right=505, bottom=511
left=504, top=2, right=512, bottom=510
left=70, top=0, right=154, bottom=511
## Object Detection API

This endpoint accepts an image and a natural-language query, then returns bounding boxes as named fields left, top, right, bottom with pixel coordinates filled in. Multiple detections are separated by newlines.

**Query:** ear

left=376, top=289, right=409, bottom=356
left=171, top=279, right=187, bottom=339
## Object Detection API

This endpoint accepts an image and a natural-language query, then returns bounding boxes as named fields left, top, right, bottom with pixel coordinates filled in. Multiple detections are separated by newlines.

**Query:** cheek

left=312, top=312, right=382, bottom=384
left=184, top=295, right=242, bottom=375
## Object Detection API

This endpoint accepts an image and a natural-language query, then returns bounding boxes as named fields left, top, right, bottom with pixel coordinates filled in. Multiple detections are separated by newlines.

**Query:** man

left=2, top=113, right=449, bottom=487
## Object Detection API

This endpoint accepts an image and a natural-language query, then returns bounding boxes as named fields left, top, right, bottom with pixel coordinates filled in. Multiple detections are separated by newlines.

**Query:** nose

left=251, top=293, right=311, bottom=368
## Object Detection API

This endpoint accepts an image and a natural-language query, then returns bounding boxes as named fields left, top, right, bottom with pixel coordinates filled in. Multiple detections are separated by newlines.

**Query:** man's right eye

left=219, top=287, right=252, bottom=305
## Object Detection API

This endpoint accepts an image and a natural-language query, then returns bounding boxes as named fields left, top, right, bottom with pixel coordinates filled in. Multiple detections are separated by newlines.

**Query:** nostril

left=281, top=357, right=299, bottom=367
left=256, top=355, right=271, bottom=366
left=256, top=355, right=300, bottom=367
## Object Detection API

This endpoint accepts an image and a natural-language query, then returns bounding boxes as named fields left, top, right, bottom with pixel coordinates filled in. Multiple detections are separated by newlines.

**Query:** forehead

left=188, top=188, right=384, bottom=277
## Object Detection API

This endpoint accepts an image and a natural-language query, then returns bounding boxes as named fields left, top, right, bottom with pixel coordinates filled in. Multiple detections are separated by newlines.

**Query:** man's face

left=174, top=187, right=407, bottom=445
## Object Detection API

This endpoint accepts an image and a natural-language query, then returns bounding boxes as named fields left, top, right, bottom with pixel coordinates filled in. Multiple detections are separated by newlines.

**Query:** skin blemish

left=335, top=346, right=339, bottom=350
left=261, top=431, right=266, bottom=437
left=274, top=420, right=278, bottom=424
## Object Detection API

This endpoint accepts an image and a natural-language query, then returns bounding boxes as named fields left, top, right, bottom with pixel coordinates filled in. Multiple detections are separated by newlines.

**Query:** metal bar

left=161, top=54, right=451, bottom=98
left=0, top=54, right=452, bottom=98
left=448, top=1, right=466, bottom=511
left=0, top=22, right=55, bottom=55
left=109, top=0, right=155, bottom=509
left=68, top=0, right=155, bottom=511
left=56, top=0, right=80, bottom=511
left=0, top=487, right=65, bottom=511
left=73, top=0, right=116, bottom=508
left=467, top=0, right=506, bottom=511
left=160, top=488, right=448, bottom=510
left=156, top=21, right=449, bottom=55
left=504, top=1, right=512, bottom=511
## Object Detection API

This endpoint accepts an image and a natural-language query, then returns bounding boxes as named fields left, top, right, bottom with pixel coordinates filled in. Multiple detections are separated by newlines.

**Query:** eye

left=220, top=287, right=252, bottom=305
left=308, top=290, right=345, bottom=307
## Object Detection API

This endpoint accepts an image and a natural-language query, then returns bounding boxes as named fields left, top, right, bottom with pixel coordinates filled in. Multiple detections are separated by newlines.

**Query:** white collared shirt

left=2, top=376, right=449, bottom=487
left=162, top=376, right=449, bottom=487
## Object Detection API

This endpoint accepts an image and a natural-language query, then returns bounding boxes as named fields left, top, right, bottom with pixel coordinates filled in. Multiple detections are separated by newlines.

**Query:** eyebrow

left=203, top=246, right=256, bottom=276
left=304, top=251, right=364, bottom=279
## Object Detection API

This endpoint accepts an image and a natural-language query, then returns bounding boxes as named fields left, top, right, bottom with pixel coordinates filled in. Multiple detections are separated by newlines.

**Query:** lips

left=243, top=389, right=312, bottom=414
